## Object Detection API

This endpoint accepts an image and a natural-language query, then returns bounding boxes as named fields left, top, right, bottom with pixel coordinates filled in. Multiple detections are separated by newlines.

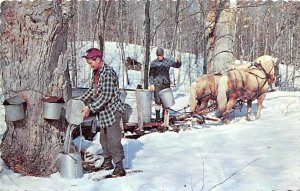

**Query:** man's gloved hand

left=149, top=84, right=155, bottom=91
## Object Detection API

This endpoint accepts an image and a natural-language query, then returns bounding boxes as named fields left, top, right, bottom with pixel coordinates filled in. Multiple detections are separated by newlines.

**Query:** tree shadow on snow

left=122, top=139, right=144, bottom=169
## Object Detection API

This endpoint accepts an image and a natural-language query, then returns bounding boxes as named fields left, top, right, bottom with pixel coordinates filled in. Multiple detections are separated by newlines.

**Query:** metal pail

left=43, top=102, right=63, bottom=120
left=59, top=152, right=83, bottom=179
left=4, top=104, right=25, bottom=121
left=158, top=88, right=175, bottom=108
left=122, top=89, right=152, bottom=123
left=65, top=99, right=85, bottom=125
left=3, top=96, right=26, bottom=122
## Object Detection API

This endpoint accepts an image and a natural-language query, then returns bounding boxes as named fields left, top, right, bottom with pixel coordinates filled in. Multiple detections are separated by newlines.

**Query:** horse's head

left=254, top=55, right=278, bottom=84
left=126, top=57, right=132, bottom=63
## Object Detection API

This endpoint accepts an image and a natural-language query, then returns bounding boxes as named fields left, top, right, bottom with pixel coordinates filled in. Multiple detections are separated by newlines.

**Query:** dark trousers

left=100, top=111, right=124, bottom=164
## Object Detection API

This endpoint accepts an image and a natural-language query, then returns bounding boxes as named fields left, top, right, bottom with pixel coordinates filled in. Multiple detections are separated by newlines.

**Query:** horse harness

left=226, top=61, right=275, bottom=102
left=196, top=84, right=218, bottom=106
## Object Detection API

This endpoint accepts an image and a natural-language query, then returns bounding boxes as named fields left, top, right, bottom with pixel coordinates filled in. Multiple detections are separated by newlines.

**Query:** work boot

left=100, top=157, right=114, bottom=170
left=112, top=162, right=126, bottom=177
left=155, top=110, right=161, bottom=122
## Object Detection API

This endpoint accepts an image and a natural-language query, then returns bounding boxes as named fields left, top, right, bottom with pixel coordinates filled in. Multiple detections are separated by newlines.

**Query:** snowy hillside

left=73, top=41, right=201, bottom=93
left=278, top=64, right=300, bottom=89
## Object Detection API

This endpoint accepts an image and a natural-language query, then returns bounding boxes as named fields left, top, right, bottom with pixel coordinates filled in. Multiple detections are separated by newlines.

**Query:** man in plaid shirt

left=149, top=48, right=181, bottom=121
left=80, top=48, right=126, bottom=177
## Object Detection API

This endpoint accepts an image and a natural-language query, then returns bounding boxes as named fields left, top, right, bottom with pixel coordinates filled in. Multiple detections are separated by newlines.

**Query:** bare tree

left=94, top=1, right=111, bottom=53
left=143, top=0, right=151, bottom=89
left=0, top=1, right=73, bottom=176
left=116, top=1, right=129, bottom=86
left=206, top=0, right=236, bottom=74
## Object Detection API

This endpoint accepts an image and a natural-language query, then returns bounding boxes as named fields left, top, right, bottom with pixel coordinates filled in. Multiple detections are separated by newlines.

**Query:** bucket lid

left=42, top=96, right=65, bottom=103
left=3, top=95, right=25, bottom=105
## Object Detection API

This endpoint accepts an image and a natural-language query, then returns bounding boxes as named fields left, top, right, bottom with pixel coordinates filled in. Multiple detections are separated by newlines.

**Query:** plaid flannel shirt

left=149, top=58, right=182, bottom=85
left=79, top=63, right=124, bottom=128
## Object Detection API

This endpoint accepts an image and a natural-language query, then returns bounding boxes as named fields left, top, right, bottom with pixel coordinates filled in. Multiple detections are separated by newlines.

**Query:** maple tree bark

left=0, top=1, right=73, bottom=176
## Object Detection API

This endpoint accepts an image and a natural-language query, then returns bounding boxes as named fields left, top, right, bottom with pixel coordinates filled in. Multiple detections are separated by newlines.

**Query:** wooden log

left=162, top=109, right=170, bottom=127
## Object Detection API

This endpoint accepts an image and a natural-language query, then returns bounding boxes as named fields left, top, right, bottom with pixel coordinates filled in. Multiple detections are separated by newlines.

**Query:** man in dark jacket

left=80, top=48, right=126, bottom=177
left=149, top=48, right=181, bottom=121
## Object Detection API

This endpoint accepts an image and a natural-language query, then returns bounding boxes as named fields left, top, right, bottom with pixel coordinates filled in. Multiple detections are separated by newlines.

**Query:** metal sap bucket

left=3, top=96, right=26, bottom=122
left=42, top=97, right=65, bottom=120
left=158, top=88, right=175, bottom=108
left=49, top=110, right=84, bottom=179
left=65, top=99, right=85, bottom=125
left=59, top=124, right=83, bottom=179
left=59, top=152, right=83, bottom=179
left=43, top=103, right=64, bottom=119
left=122, top=89, right=152, bottom=123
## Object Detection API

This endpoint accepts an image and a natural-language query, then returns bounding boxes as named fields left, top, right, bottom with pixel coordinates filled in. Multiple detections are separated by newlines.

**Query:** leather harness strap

left=226, top=67, right=267, bottom=101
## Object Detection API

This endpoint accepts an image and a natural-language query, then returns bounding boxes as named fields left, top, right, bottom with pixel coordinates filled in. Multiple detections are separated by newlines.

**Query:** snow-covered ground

left=0, top=90, right=300, bottom=191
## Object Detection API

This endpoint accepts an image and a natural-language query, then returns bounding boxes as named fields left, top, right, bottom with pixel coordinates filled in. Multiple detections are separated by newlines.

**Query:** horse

left=216, top=55, right=278, bottom=124
left=126, top=57, right=142, bottom=71
left=229, top=63, right=252, bottom=71
left=189, top=73, right=223, bottom=114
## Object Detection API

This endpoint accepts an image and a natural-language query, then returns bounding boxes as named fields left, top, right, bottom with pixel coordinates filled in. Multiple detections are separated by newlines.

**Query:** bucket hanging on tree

left=3, top=95, right=26, bottom=122
left=42, top=96, right=65, bottom=120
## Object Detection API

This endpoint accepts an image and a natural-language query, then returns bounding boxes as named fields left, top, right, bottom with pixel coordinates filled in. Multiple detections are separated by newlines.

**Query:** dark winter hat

left=156, top=48, right=164, bottom=56
left=82, top=48, right=102, bottom=59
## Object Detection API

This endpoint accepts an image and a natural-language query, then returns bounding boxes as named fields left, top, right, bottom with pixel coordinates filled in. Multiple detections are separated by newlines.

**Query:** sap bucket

left=65, top=99, right=85, bottom=125
left=59, top=124, right=83, bottom=179
left=59, top=152, right=83, bottom=179
left=158, top=88, right=175, bottom=108
left=49, top=124, right=83, bottom=179
left=3, top=95, right=26, bottom=122
left=122, top=89, right=152, bottom=123
left=42, top=96, right=65, bottom=120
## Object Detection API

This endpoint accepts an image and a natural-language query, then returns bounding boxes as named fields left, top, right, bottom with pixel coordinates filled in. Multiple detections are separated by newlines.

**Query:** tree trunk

left=116, top=1, right=128, bottom=86
left=0, top=1, right=73, bottom=176
left=143, top=0, right=151, bottom=89
left=206, top=0, right=236, bottom=74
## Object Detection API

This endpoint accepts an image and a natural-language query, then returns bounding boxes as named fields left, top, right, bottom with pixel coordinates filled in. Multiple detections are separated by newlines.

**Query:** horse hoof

left=224, top=119, right=230, bottom=125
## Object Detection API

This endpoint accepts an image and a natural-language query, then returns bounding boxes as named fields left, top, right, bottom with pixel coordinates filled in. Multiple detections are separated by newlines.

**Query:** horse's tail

left=216, top=75, right=228, bottom=115
left=189, top=82, right=197, bottom=112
